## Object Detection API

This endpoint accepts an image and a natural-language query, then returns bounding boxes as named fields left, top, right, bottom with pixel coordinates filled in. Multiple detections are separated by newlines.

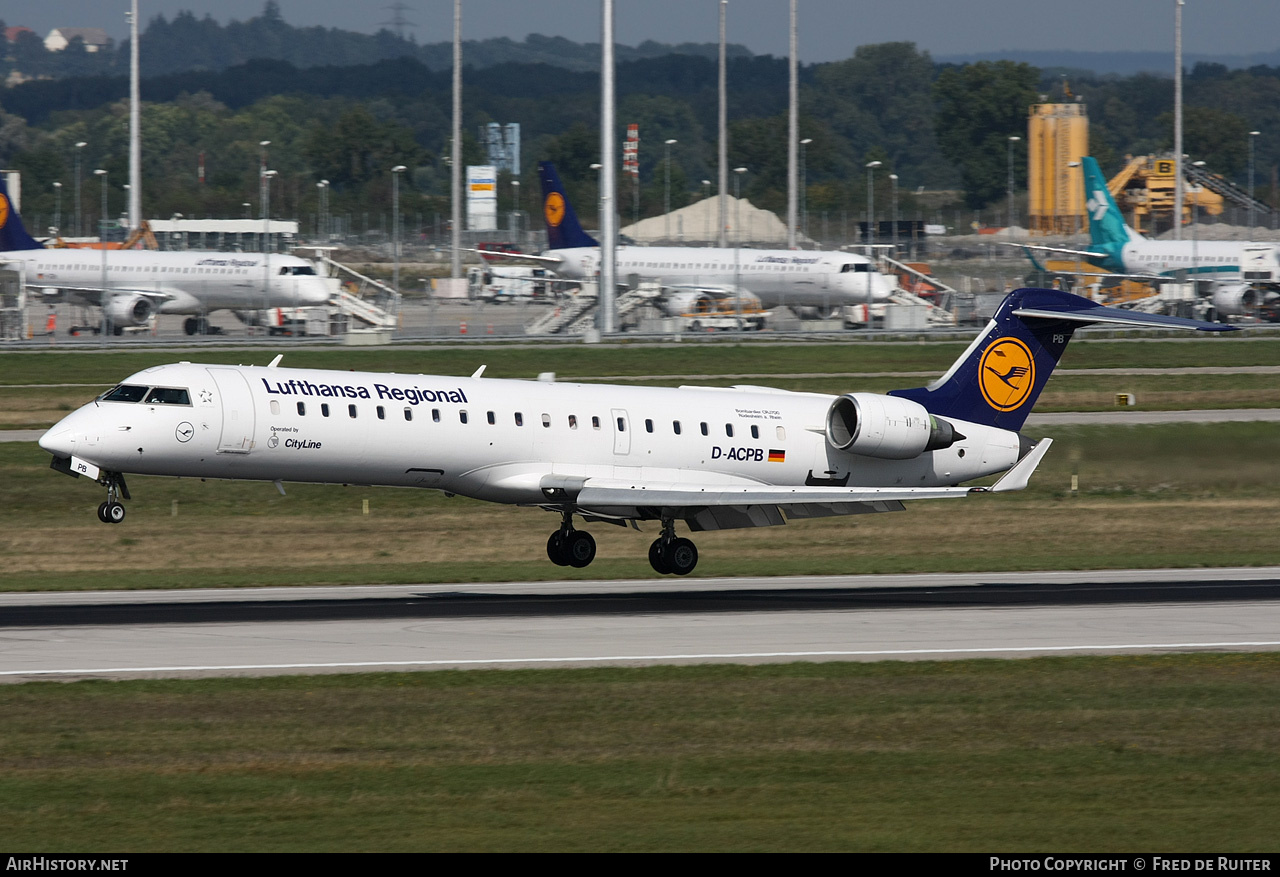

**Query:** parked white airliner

left=38, top=288, right=1229, bottom=575
left=0, top=178, right=333, bottom=335
left=486, top=162, right=895, bottom=315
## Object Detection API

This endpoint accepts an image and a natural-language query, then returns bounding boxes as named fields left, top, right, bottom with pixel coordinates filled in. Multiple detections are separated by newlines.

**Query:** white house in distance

left=44, top=27, right=111, bottom=53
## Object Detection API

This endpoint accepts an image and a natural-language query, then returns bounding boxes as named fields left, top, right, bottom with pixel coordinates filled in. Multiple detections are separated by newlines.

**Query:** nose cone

left=38, top=425, right=74, bottom=457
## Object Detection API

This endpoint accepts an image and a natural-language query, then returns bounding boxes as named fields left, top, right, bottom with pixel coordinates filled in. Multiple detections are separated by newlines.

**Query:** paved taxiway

left=2, top=567, right=1278, bottom=682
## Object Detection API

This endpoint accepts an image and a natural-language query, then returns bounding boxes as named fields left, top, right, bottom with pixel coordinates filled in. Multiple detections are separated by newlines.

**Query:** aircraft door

left=208, top=368, right=256, bottom=454
left=611, top=408, right=630, bottom=455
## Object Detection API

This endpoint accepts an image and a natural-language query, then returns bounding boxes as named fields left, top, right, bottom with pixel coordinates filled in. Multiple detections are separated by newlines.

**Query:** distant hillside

left=936, top=49, right=1280, bottom=76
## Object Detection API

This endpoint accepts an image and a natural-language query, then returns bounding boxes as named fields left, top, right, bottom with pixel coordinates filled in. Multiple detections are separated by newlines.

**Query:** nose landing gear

left=95, top=473, right=130, bottom=524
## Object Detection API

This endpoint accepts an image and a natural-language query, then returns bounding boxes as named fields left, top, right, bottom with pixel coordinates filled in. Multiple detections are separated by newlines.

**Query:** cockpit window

left=840, top=263, right=871, bottom=273
left=279, top=265, right=317, bottom=275
left=144, top=387, right=191, bottom=405
left=103, top=385, right=148, bottom=403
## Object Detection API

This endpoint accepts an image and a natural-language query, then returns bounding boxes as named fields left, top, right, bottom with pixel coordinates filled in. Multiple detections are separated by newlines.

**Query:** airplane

left=37, top=286, right=1230, bottom=576
left=1013, top=157, right=1280, bottom=319
left=480, top=161, right=897, bottom=317
left=0, top=177, right=333, bottom=335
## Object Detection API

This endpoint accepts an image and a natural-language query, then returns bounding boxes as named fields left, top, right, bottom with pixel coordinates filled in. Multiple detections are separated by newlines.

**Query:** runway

left=2, top=567, right=1278, bottom=682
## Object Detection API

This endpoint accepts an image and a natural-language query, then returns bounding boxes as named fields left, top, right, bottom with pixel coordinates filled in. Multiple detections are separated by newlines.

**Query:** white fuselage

left=546, top=245, right=895, bottom=308
left=1119, top=239, right=1280, bottom=283
left=40, top=363, right=1019, bottom=511
left=1, top=249, right=335, bottom=314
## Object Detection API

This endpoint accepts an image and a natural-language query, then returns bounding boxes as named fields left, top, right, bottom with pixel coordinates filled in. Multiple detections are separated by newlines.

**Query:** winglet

left=983, top=438, right=1053, bottom=493
left=267, top=354, right=284, bottom=368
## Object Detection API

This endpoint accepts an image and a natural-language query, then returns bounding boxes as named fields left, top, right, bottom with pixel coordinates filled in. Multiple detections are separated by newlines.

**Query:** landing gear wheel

left=97, top=502, right=111, bottom=523
left=666, top=538, right=698, bottom=576
left=648, top=538, right=671, bottom=574
left=565, top=531, right=596, bottom=568
left=546, top=531, right=570, bottom=566
left=105, top=502, right=126, bottom=524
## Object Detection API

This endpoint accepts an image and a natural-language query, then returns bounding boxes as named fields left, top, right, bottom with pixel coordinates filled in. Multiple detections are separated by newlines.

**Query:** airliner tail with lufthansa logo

left=38, top=286, right=1231, bottom=575
left=0, top=176, right=333, bottom=335
left=481, top=161, right=898, bottom=315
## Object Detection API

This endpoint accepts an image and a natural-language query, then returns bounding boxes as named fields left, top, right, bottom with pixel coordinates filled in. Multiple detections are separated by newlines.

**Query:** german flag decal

left=768, top=449, right=785, bottom=463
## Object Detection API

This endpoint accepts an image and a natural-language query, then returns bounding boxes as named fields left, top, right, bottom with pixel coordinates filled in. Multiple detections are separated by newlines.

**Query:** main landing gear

left=546, top=510, right=597, bottom=568
left=543, top=512, right=699, bottom=575
left=648, top=518, right=698, bottom=576
left=95, top=473, right=130, bottom=525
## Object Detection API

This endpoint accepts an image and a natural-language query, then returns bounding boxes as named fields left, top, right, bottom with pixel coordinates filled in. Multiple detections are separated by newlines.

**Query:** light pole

left=242, top=202, right=251, bottom=220
left=733, top=166, right=747, bottom=324
left=392, top=165, right=407, bottom=293
left=317, top=180, right=328, bottom=241
left=1007, top=135, right=1021, bottom=229
left=258, top=140, right=270, bottom=226
left=888, top=173, right=898, bottom=254
left=663, top=138, right=677, bottom=242
left=865, top=160, right=882, bottom=252
left=94, top=169, right=108, bottom=339
left=52, top=182, right=62, bottom=236
left=510, top=178, right=520, bottom=245
left=262, top=168, right=277, bottom=314
left=590, top=163, right=602, bottom=229
left=800, top=138, right=812, bottom=243
left=74, top=142, right=87, bottom=237
left=1249, top=130, right=1260, bottom=232
left=701, top=180, right=711, bottom=242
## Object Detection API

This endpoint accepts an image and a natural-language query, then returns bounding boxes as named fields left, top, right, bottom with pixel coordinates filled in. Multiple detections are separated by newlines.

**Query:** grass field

left=2, top=656, right=1277, bottom=852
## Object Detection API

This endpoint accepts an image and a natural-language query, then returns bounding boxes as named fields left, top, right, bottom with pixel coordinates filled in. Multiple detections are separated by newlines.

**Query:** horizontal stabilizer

left=987, top=438, right=1053, bottom=493
left=1012, top=301, right=1236, bottom=332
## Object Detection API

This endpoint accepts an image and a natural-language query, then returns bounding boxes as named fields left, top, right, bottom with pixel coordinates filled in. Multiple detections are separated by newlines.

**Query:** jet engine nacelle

left=1210, top=283, right=1257, bottom=318
left=103, top=294, right=155, bottom=327
left=825, top=392, right=961, bottom=459
left=660, top=290, right=761, bottom=317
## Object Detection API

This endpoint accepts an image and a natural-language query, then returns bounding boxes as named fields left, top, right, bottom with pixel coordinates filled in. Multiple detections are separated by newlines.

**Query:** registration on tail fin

left=0, top=176, right=44, bottom=252
left=538, top=161, right=599, bottom=251
left=890, top=287, right=1234, bottom=432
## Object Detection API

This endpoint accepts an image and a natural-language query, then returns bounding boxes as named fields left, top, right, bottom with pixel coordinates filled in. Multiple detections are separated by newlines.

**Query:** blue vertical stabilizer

left=538, top=162, right=599, bottom=250
left=0, top=176, right=44, bottom=251
left=890, top=287, right=1232, bottom=431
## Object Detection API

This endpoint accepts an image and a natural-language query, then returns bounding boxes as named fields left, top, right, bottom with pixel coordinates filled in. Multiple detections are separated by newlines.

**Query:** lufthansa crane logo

left=544, top=191, right=565, bottom=228
left=0, top=193, right=9, bottom=228
left=978, top=337, right=1036, bottom=412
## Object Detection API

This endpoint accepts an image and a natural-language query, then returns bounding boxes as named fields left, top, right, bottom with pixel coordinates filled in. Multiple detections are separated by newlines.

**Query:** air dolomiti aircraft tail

left=0, top=176, right=44, bottom=252
left=538, top=161, right=599, bottom=250
left=39, top=288, right=1230, bottom=576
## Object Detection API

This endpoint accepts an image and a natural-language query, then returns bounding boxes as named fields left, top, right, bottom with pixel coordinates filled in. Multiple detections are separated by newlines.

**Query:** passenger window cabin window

left=348, top=404, right=358, bottom=419
left=725, top=424, right=734, bottom=438
left=270, top=400, right=280, bottom=415
left=592, top=416, right=600, bottom=429
left=542, top=413, right=551, bottom=428
left=404, top=408, right=412, bottom=421
left=432, top=409, right=440, bottom=422
left=700, top=422, right=708, bottom=436
left=321, top=404, right=330, bottom=417
left=297, top=402, right=306, bottom=416
left=569, top=415, right=578, bottom=429
left=645, top=419, right=654, bottom=433
left=673, top=421, right=681, bottom=435
left=515, top=412, right=523, bottom=426
left=776, top=426, right=785, bottom=440
left=487, top=411, right=495, bottom=425
left=751, top=424, right=759, bottom=439
left=460, top=410, right=468, bottom=424
left=617, top=417, right=626, bottom=432
left=377, top=406, right=386, bottom=420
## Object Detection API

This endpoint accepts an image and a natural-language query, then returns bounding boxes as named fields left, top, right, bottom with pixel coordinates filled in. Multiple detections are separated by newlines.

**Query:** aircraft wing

left=1001, top=242, right=1109, bottom=260
left=568, top=440, right=1051, bottom=530
left=663, top=283, right=744, bottom=298
left=468, top=248, right=564, bottom=266
left=29, top=285, right=175, bottom=305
